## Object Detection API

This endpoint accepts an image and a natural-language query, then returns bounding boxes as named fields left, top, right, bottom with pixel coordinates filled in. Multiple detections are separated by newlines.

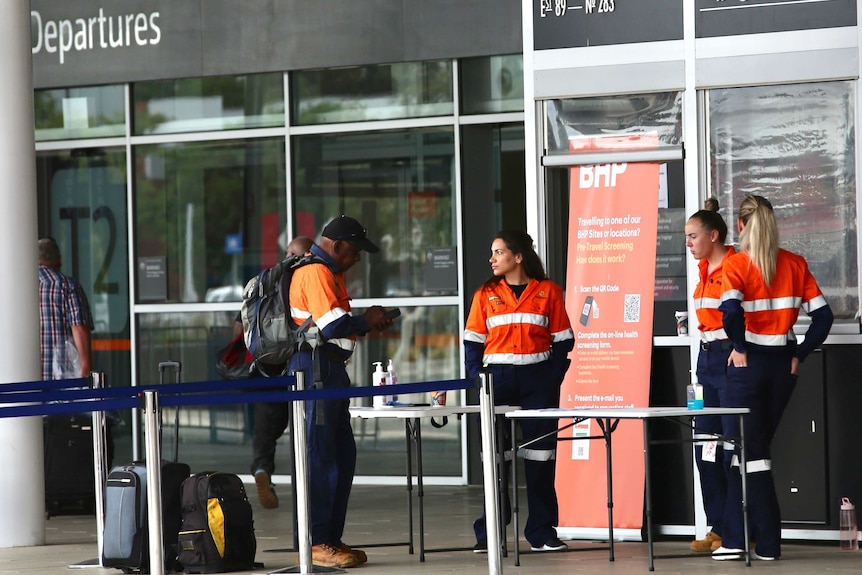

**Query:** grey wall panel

left=534, top=61, right=685, bottom=100
left=402, top=0, right=522, bottom=61
left=200, top=0, right=404, bottom=75
left=696, top=49, right=859, bottom=90
left=31, top=0, right=522, bottom=89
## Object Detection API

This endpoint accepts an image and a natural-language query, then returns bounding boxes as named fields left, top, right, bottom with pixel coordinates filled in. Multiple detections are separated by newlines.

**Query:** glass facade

left=707, top=81, right=858, bottom=320
left=292, top=128, right=457, bottom=298
left=544, top=92, right=683, bottom=154
left=34, top=56, right=524, bottom=481
left=132, top=74, right=285, bottom=135
left=35, top=85, right=125, bottom=141
left=292, top=61, right=454, bottom=125
left=133, top=138, right=287, bottom=303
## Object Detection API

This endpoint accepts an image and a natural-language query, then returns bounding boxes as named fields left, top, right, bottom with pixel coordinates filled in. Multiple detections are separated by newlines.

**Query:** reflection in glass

left=460, top=55, right=524, bottom=114
left=544, top=92, right=682, bottom=153
left=35, top=85, right=126, bottom=141
left=36, top=147, right=133, bottom=463
left=292, top=128, right=457, bottom=298
left=292, top=61, right=453, bottom=125
left=350, top=305, right=462, bottom=477
left=137, top=311, right=253, bottom=474
left=134, top=138, right=286, bottom=303
left=708, top=81, right=857, bottom=319
left=132, top=73, right=284, bottom=135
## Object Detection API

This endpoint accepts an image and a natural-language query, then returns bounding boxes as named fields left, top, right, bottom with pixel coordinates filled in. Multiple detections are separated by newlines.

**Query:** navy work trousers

left=721, top=347, right=796, bottom=559
left=290, top=351, right=356, bottom=547
left=694, top=340, right=731, bottom=536
left=474, top=362, right=561, bottom=548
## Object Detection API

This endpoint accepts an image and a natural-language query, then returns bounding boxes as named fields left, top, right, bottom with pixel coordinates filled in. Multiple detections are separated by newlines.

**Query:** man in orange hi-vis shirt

left=464, top=229, right=574, bottom=554
left=715, top=195, right=833, bottom=562
left=288, top=215, right=394, bottom=569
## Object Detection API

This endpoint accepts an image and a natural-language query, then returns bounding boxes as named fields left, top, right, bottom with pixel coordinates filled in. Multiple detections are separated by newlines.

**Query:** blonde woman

left=714, top=195, right=833, bottom=561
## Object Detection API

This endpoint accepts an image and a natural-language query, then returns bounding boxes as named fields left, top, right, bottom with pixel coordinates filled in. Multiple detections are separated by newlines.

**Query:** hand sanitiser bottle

left=385, top=359, right=399, bottom=405
left=840, top=497, right=858, bottom=551
left=372, top=362, right=386, bottom=408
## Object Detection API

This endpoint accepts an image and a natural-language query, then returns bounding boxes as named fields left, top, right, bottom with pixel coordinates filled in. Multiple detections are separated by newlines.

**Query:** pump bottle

left=386, top=359, right=399, bottom=405
left=372, top=362, right=386, bottom=408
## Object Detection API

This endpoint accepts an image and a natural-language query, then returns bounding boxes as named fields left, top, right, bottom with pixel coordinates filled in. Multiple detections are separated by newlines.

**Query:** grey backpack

left=240, top=253, right=326, bottom=376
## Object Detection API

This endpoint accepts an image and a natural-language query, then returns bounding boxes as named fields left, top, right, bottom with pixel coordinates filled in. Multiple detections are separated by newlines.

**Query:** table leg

left=405, top=419, right=414, bottom=555
left=511, top=418, right=520, bottom=566
left=600, top=418, right=615, bottom=562
left=643, top=419, right=655, bottom=571
left=414, top=418, right=426, bottom=562
left=739, top=414, right=750, bottom=567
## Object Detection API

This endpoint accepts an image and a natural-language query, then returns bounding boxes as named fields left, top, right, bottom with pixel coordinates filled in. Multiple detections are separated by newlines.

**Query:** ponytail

left=738, top=195, right=779, bottom=285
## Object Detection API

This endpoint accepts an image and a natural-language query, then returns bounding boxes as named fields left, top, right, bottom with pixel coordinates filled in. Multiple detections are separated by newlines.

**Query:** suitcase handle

left=157, top=360, right=182, bottom=462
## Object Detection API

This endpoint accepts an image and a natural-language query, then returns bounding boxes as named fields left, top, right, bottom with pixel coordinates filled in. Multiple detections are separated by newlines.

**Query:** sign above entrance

left=695, top=0, right=857, bottom=37
left=533, top=0, right=682, bottom=51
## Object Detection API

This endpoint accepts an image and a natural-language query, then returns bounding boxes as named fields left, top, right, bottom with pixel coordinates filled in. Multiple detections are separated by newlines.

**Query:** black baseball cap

left=322, top=215, right=380, bottom=253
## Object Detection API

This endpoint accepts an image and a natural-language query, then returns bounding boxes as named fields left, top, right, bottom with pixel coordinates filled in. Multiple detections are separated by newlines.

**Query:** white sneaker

left=752, top=550, right=777, bottom=561
left=712, top=546, right=744, bottom=560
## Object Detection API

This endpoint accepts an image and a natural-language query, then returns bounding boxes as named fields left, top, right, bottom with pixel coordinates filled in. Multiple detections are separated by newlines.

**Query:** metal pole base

left=67, top=558, right=101, bottom=569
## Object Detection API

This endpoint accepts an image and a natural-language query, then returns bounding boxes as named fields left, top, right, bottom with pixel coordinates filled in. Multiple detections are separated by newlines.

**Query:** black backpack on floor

left=177, top=472, right=256, bottom=573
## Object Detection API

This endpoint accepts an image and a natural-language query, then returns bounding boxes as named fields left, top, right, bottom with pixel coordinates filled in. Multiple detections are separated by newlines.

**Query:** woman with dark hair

left=714, top=195, right=833, bottom=561
left=463, top=230, right=574, bottom=553
left=685, top=199, right=733, bottom=553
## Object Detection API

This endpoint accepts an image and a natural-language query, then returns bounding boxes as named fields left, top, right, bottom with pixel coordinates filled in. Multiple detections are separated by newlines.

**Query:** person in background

left=289, top=216, right=393, bottom=568
left=250, top=235, right=314, bottom=509
left=38, top=237, right=93, bottom=380
left=713, top=194, right=833, bottom=561
left=464, top=229, right=574, bottom=553
left=685, top=199, right=734, bottom=552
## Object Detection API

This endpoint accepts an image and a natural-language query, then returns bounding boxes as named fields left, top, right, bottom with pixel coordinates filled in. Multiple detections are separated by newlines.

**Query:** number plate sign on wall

left=533, top=0, right=683, bottom=51
left=695, top=0, right=857, bottom=38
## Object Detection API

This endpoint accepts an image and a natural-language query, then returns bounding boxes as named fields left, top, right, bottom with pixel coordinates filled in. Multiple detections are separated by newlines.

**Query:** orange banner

left=556, top=149, right=660, bottom=530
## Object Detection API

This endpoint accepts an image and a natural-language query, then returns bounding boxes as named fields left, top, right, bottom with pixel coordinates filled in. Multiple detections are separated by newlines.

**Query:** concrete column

left=0, top=0, right=45, bottom=547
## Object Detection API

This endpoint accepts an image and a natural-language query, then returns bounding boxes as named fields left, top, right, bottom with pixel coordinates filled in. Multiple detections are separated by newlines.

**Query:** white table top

left=349, top=404, right=519, bottom=419
left=505, top=406, right=750, bottom=420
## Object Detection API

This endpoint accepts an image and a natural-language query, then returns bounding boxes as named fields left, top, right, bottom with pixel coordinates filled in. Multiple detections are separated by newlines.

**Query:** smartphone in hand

left=384, top=307, right=402, bottom=320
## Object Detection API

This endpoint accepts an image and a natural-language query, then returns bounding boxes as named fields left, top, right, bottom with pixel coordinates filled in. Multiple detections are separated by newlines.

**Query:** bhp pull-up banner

left=557, top=135, right=660, bottom=530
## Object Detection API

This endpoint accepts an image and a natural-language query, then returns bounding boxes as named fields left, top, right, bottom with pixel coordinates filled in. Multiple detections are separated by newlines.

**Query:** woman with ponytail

left=713, top=195, right=833, bottom=561
left=685, top=198, right=733, bottom=553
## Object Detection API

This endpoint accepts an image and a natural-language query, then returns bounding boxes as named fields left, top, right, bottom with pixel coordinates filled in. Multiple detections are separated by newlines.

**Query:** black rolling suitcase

left=102, top=361, right=190, bottom=573
left=43, top=413, right=96, bottom=517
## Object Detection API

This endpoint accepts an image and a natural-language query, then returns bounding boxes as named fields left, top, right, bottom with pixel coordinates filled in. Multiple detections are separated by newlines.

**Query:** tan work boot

left=691, top=531, right=721, bottom=552
left=254, top=469, right=279, bottom=509
left=337, top=543, right=368, bottom=565
left=309, top=543, right=360, bottom=568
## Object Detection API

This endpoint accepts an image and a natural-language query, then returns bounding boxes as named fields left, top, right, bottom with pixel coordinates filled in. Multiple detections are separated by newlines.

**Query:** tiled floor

left=3, top=484, right=859, bottom=575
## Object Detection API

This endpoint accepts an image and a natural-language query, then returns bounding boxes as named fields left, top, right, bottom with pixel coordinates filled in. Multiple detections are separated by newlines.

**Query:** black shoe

left=473, top=540, right=487, bottom=553
left=531, top=537, right=568, bottom=552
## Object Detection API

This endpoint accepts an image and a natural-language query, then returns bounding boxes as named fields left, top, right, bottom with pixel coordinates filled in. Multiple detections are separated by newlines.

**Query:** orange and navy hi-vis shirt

left=463, top=278, right=574, bottom=375
left=693, top=246, right=736, bottom=342
left=719, top=248, right=831, bottom=355
left=289, top=248, right=359, bottom=358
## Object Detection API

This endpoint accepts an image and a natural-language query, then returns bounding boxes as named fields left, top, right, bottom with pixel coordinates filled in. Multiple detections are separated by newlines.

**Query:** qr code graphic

left=623, top=294, right=640, bottom=323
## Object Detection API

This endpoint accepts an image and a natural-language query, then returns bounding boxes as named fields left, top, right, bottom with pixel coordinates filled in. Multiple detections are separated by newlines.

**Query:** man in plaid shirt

left=38, top=237, right=94, bottom=381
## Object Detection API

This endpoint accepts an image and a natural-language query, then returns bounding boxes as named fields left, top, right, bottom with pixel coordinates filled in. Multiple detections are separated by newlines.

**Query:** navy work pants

left=694, top=340, right=731, bottom=536
left=291, top=351, right=356, bottom=546
left=721, top=347, right=796, bottom=559
left=474, top=362, right=561, bottom=548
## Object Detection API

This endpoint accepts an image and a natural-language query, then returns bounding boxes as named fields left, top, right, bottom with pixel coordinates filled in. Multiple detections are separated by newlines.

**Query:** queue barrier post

left=90, top=372, right=109, bottom=566
left=142, top=390, right=165, bottom=575
left=478, top=372, right=503, bottom=575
